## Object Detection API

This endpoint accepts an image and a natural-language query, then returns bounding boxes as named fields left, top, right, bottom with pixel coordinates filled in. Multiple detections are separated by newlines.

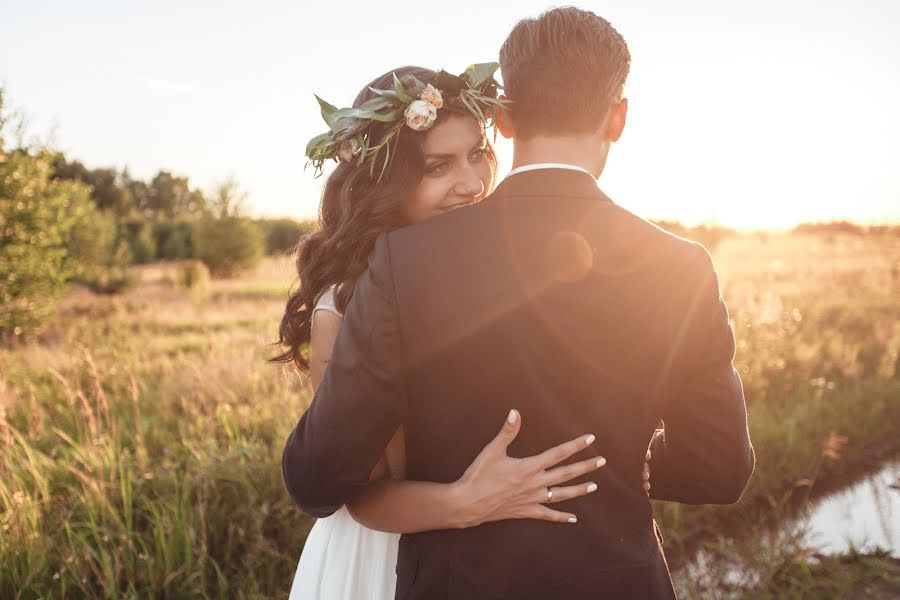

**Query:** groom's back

left=385, top=169, right=702, bottom=598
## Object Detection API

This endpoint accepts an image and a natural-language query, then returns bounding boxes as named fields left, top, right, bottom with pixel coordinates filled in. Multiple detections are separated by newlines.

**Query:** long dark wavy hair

left=269, top=66, right=499, bottom=370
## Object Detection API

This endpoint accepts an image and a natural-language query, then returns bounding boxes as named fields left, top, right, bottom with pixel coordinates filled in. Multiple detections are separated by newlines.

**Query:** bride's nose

left=453, top=165, right=485, bottom=199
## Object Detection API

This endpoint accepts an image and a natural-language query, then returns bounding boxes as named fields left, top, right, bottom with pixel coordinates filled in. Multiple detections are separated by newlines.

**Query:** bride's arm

left=310, top=310, right=606, bottom=534
left=310, top=308, right=390, bottom=481
left=346, top=415, right=607, bottom=533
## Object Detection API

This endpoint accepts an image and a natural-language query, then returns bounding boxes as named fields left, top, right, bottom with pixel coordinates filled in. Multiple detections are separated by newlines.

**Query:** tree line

left=48, top=155, right=316, bottom=264
left=1, top=88, right=315, bottom=344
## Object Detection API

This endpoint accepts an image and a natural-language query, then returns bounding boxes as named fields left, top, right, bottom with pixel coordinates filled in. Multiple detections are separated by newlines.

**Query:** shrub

left=0, top=147, right=93, bottom=342
left=153, top=219, right=194, bottom=260
left=68, top=209, right=138, bottom=294
left=68, top=207, right=117, bottom=268
left=120, top=217, right=157, bottom=264
left=177, top=259, right=210, bottom=304
left=257, top=217, right=317, bottom=255
left=191, top=216, right=264, bottom=277
left=69, top=209, right=139, bottom=294
left=177, top=259, right=210, bottom=290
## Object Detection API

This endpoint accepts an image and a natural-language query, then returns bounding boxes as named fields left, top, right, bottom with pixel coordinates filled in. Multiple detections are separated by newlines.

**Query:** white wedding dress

left=288, top=285, right=401, bottom=600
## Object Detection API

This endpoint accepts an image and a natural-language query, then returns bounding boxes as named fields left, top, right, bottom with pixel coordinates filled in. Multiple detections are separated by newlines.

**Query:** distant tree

left=793, top=221, right=867, bottom=236
left=867, top=224, right=900, bottom=237
left=145, top=171, right=207, bottom=219
left=122, top=168, right=151, bottom=218
left=51, top=156, right=136, bottom=216
left=50, top=154, right=91, bottom=182
left=206, top=176, right=250, bottom=219
left=87, top=167, right=130, bottom=213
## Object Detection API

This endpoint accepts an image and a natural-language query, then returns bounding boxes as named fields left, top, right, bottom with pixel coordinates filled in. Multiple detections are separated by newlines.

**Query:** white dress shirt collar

left=504, top=162, right=594, bottom=180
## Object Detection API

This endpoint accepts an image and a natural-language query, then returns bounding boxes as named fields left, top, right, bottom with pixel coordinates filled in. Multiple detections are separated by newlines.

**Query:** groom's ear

left=495, top=96, right=515, bottom=139
left=606, top=98, right=628, bottom=142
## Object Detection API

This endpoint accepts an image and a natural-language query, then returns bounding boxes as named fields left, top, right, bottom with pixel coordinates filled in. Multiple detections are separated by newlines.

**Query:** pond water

left=674, top=458, right=900, bottom=595
left=800, top=458, right=899, bottom=556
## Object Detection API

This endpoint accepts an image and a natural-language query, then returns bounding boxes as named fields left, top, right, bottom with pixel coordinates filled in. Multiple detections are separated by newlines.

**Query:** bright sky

left=2, top=1, right=899, bottom=229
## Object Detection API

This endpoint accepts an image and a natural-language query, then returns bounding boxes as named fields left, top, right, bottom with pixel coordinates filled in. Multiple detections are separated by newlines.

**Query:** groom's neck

left=510, top=133, right=610, bottom=179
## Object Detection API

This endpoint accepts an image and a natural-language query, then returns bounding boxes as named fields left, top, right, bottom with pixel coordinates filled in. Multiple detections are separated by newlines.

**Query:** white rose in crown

left=404, top=100, right=437, bottom=131
left=419, top=84, right=443, bottom=109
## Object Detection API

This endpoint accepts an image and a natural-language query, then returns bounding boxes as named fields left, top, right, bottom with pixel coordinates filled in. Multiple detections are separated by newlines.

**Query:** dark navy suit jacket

left=283, top=168, right=755, bottom=599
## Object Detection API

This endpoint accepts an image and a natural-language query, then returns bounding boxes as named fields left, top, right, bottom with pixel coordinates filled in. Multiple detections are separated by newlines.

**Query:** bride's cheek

left=478, top=166, right=493, bottom=198
left=409, top=184, right=440, bottom=220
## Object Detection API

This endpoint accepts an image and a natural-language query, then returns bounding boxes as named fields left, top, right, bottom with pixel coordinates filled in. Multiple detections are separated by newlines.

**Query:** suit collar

left=505, top=163, right=593, bottom=178
left=491, top=167, right=614, bottom=205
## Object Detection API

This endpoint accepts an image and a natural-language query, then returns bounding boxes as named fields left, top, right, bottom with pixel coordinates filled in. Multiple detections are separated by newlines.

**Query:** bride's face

left=403, top=113, right=494, bottom=224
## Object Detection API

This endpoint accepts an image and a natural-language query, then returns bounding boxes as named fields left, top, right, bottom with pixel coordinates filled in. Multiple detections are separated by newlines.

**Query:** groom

left=284, top=7, right=754, bottom=599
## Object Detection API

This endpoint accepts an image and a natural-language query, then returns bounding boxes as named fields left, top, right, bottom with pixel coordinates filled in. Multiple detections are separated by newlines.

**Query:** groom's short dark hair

left=499, top=7, right=631, bottom=139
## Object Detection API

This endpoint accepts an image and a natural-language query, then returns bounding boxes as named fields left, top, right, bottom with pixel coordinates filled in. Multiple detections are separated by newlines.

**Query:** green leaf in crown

left=462, top=62, right=499, bottom=88
left=434, top=70, right=466, bottom=96
left=304, top=62, right=510, bottom=182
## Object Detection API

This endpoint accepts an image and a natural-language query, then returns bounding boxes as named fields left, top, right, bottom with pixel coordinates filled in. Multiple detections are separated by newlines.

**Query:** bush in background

left=177, top=259, right=211, bottom=304
left=67, top=206, right=119, bottom=268
left=257, top=217, right=317, bottom=256
left=177, top=259, right=210, bottom=289
left=120, top=217, right=157, bottom=264
left=0, top=141, right=94, bottom=342
left=192, top=216, right=265, bottom=277
left=153, top=219, right=194, bottom=260
left=68, top=208, right=138, bottom=294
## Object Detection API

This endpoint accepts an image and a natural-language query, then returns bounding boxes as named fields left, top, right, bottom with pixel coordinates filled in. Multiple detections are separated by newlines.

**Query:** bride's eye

left=469, top=148, right=486, bottom=162
left=426, top=162, right=449, bottom=176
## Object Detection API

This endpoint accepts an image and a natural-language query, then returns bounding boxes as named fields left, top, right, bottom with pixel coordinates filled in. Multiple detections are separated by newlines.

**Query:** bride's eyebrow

left=424, top=141, right=487, bottom=161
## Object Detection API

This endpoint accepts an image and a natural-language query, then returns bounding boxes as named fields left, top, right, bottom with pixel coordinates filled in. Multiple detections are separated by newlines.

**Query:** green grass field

left=1, top=231, right=898, bottom=598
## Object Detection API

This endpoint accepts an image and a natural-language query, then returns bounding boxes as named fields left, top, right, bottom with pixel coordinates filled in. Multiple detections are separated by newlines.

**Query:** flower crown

left=305, top=62, right=509, bottom=182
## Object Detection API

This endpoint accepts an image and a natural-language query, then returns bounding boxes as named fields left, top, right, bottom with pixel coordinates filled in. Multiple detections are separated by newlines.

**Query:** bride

left=271, top=64, right=651, bottom=599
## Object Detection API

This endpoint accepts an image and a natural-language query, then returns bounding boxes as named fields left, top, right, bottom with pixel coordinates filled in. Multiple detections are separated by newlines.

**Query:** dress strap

left=313, top=284, right=342, bottom=317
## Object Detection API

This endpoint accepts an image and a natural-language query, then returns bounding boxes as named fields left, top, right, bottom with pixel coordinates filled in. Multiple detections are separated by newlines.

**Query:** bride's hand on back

left=452, top=409, right=611, bottom=528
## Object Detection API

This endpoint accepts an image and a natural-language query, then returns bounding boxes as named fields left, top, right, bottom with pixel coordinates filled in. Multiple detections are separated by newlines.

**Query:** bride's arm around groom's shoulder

left=647, top=243, right=756, bottom=505
left=282, top=233, right=406, bottom=518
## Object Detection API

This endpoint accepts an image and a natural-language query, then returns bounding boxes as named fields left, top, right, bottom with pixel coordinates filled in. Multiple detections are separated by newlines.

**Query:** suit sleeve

left=648, top=244, right=755, bottom=504
left=282, top=233, right=407, bottom=517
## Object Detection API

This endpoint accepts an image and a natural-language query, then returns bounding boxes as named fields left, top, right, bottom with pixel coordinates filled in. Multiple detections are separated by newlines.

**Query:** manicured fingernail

left=597, top=457, right=607, bottom=468
left=507, top=409, right=517, bottom=423
left=568, top=517, right=577, bottom=523
left=585, top=434, right=596, bottom=446
left=587, top=483, right=598, bottom=493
